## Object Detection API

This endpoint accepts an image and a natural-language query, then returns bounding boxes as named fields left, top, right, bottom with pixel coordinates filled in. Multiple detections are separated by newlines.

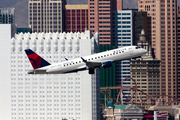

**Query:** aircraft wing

left=85, top=61, right=102, bottom=68
left=81, top=57, right=102, bottom=69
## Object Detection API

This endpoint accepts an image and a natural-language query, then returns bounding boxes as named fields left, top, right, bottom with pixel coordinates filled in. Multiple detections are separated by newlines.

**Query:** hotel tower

left=138, top=0, right=178, bottom=103
left=28, top=0, right=66, bottom=33
left=88, top=0, right=123, bottom=45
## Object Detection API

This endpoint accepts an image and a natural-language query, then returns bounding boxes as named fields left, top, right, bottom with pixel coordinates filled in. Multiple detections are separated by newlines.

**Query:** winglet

left=65, top=58, right=68, bottom=61
left=81, top=57, right=87, bottom=63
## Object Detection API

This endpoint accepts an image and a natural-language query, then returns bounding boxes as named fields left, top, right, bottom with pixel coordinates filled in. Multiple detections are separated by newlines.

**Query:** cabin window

left=91, top=58, right=93, bottom=60
left=95, top=57, right=97, bottom=59
left=101, top=56, right=103, bottom=58
left=98, top=56, right=100, bottom=58
left=76, top=62, right=78, bottom=64
left=113, top=53, right=115, bottom=55
left=110, top=54, right=112, bottom=55
left=88, top=59, right=90, bottom=61
left=107, top=54, right=109, bottom=56
left=64, top=65, right=65, bottom=66
left=119, top=51, right=121, bottom=53
left=79, top=61, right=81, bottom=63
left=104, top=55, right=106, bottom=57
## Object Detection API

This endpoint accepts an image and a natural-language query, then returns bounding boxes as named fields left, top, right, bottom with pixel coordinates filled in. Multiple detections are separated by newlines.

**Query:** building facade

left=112, top=10, right=133, bottom=48
left=17, top=28, right=32, bottom=34
left=0, top=8, right=15, bottom=24
left=65, top=5, right=88, bottom=33
left=99, top=45, right=116, bottom=110
left=177, top=6, right=180, bottom=101
left=0, top=24, right=12, bottom=120
left=28, top=0, right=66, bottom=33
left=0, top=8, right=16, bottom=37
left=133, top=11, right=151, bottom=45
left=112, top=10, right=134, bottom=101
left=130, top=29, right=160, bottom=109
left=138, top=0, right=178, bottom=102
left=10, top=31, right=100, bottom=120
left=103, top=101, right=143, bottom=120
left=88, top=0, right=123, bottom=45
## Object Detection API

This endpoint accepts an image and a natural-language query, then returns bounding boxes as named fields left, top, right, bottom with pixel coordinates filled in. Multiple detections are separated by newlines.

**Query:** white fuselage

left=30, top=46, right=147, bottom=74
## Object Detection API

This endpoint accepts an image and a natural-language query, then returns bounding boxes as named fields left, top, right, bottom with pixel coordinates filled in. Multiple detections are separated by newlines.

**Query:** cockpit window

left=136, top=46, right=141, bottom=49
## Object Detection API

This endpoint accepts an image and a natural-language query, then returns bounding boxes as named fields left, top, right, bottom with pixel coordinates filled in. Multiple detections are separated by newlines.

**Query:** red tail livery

left=25, top=49, right=51, bottom=69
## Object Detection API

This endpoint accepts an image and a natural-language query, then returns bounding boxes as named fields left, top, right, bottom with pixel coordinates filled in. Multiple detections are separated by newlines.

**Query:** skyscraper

left=0, top=8, right=16, bottom=37
left=65, top=5, right=88, bottom=33
left=88, top=0, right=123, bottom=45
left=8, top=30, right=100, bottom=120
left=28, top=0, right=66, bottom=33
left=0, top=8, right=15, bottom=24
left=112, top=10, right=134, bottom=101
left=133, top=11, right=151, bottom=45
left=99, top=45, right=116, bottom=110
left=0, top=24, right=12, bottom=120
left=138, top=0, right=178, bottom=103
left=131, top=29, right=160, bottom=109
left=112, top=10, right=133, bottom=48
left=177, top=6, right=180, bottom=100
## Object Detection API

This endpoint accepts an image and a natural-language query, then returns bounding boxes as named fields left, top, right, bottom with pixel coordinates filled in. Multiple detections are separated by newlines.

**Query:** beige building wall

left=131, top=60, right=160, bottom=109
left=29, top=0, right=66, bottom=33
left=138, top=0, right=177, bottom=103
left=177, top=9, right=180, bottom=100
left=130, top=29, right=161, bottom=110
left=88, top=0, right=122, bottom=45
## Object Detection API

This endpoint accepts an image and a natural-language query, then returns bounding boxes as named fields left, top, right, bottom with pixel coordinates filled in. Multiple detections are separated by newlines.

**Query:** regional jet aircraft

left=25, top=46, right=147, bottom=74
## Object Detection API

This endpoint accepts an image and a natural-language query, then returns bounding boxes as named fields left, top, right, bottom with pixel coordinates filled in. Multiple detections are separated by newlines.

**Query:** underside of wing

left=85, top=61, right=102, bottom=69
left=81, top=57, right=102, bottom=69
left=63, top=67, right=87, bottom=73
left=81, top=57, right=113, bottom=69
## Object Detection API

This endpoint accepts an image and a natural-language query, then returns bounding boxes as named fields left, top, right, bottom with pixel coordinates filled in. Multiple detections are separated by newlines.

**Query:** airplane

left=25, top=46, right=148, bottom=74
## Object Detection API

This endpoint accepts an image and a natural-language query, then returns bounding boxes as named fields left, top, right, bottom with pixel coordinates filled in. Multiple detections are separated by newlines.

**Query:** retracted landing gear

left=89, top=69, right=95, bottom=74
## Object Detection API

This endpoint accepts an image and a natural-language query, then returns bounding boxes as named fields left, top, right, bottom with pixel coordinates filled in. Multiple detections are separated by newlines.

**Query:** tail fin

left=25, top=49, right=51, bottom=69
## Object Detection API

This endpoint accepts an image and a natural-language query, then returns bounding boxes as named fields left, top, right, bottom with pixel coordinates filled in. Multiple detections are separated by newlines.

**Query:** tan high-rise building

left=177, top=6, right=180, bottom=99
left=138, top=0, right=178, bottom=103
left=28, top=0, right=66, bottom=33
left=88, top=0, right=123, bottom=45
left=131, top=29, right=160, bottom=109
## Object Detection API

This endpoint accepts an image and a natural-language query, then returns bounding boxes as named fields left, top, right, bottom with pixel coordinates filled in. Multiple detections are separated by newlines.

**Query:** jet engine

left=101, top=61, right=112, bottom=68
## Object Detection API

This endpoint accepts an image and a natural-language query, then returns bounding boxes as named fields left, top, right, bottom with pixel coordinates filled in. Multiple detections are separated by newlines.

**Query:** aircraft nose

left=144, top=49, right=148, bottom=53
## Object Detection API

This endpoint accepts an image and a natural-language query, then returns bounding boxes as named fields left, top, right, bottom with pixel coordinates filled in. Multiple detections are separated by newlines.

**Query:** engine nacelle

left=101, top=61, right=112, bottom=68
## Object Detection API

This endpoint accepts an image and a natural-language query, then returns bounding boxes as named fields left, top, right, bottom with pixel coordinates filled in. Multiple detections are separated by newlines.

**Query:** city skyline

left=1, top=0, right=180, bottom=28
left=0, top=0, right=180, bottom=119
left=1, top=0, right=139, bottom=28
